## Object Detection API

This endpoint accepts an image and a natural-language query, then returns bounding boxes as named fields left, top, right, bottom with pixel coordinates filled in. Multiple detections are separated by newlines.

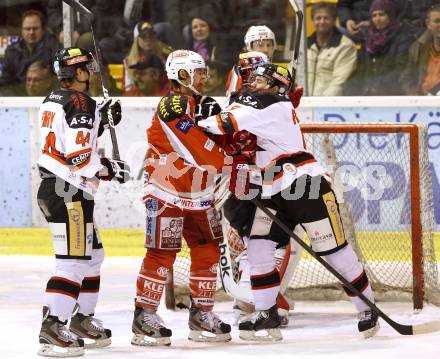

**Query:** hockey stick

left=289, top=0, right=304, bottom=82
left=250, top=197, right=440, bottom=336
left=63, top=0, right=120, bottom=160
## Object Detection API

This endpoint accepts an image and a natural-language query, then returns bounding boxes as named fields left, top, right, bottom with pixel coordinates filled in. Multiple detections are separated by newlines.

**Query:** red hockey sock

left=136, top=249, right=176, bottom=311
left=189, top=243, right=220, bottom=311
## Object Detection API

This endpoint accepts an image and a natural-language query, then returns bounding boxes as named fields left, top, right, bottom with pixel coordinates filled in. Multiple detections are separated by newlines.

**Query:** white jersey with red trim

left=198, top=91, right=326, bottom=195
left=37, top=88, right=103, bottom=195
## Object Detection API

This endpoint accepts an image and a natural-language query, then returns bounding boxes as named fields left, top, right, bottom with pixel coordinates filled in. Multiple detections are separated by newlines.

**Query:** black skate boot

left=38, top=306, right=84, bottom=357
left=358, top=310, right=380, bottom=338
left=188, top=307, right=231, bottom=342
left=238, top=304, right=282, bottom=341
left=69, top=313, right=112, bottom=348
left=131, top=307, right=172, bottom=346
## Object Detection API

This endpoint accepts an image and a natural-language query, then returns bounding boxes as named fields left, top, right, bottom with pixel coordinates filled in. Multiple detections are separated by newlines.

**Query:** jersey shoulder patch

left=62, top=90, right=97, bottom=129
left=157, top=94, right=188, bottom=122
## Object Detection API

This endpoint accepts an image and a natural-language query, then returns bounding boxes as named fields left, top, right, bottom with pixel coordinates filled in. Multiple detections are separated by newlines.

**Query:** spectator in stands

left=401, top=5, right=440, bottom=95
left=337, top=0, right=409, bottom=41
left=46, top=0, right=93, bottom=46
left=186, top=15, right=216, bottom=63
left=205, top=61, right=227, bottom=96
left=166, top=1, right=217, bottom=43
left=345, top=0, right=416, bottom=95
left=25, top=61, right=55, bottom=96
left=96, top=0, right=172, bottom=64
left=0, top=10, right=60, bottom=94
left=88, top=67, right=122, bottom=97
left=123, top=54, right=167, bottom=96
left=123, top=21, right=172, bottom=90
left=337, top=0, right=374, bottom=41
left=397, top=1, right=439, bottom=37
left=307, top=2, right=357, bottom=96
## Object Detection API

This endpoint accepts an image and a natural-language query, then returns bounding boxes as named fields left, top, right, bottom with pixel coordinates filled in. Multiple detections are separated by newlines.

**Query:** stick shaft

left=63, top=0, right=120, bottom=160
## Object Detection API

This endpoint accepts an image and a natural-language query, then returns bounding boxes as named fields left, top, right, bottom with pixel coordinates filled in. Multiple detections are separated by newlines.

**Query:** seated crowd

left=0, top=0, right=439, bottom=97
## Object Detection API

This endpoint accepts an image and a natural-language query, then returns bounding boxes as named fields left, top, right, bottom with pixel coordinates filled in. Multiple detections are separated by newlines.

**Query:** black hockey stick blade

left=63, top=0, right=93, bottom=18
left=250, top=197, right=440, bottom=336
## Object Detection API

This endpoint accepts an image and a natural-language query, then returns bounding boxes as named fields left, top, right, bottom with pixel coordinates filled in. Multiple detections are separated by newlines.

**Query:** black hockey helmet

left=250, top=63, right=293, bottom=94
left=53, top=47, right=98, bottom=80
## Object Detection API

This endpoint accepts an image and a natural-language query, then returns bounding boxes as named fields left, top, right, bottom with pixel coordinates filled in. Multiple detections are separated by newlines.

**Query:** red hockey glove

left=218, top=130, right=257, bottom=156
left=229, top=155, right=250, bottom=199
left=288, top=86, right=304, bottom=108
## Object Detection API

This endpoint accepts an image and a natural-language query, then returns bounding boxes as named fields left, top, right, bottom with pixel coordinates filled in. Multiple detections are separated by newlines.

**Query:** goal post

left=166, top=122, right=439, bottom=310
left=298, top=122, right=438, bottom=309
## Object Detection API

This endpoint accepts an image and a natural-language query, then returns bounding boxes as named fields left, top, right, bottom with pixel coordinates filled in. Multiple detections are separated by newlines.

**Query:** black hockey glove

left=99, top=157, right=131, bottom=184
left=98, top=99, right=122, bottom=136
left=195, top=96, right=221, bottom=123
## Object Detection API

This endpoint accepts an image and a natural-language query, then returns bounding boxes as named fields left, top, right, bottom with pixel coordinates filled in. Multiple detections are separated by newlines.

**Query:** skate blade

left=188, top=330, right=232, bottom=342
left=83, top=337, right=112, bottom=348
left=38, top=343, right=84, bottom=357
left=131, top=333, right=171, bottom=346
left=361, top=322, right=380, bottom=339
left=239, top=328, right=283, bottom=342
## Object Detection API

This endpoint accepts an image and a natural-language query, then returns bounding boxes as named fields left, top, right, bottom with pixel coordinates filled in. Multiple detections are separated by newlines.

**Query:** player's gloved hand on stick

left=99, top=157, right=131, bottom=184
left=195, top=96, right=221, bottom=123
left=228, top=155, right=251, bottom=199
left=98, top=99, right=122, bottom=136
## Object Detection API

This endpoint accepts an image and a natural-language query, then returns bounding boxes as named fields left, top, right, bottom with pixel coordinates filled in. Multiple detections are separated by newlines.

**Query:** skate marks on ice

left=1, top=256, right=440, bottom=358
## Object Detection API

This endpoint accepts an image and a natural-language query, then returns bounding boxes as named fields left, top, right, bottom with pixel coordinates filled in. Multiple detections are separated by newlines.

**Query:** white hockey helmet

left=244, top=25, right=277, bottom=51
left=165, top=49, right=207, bottom=95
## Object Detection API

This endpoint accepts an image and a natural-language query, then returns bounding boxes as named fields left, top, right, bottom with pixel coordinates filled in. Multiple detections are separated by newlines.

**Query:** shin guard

left=325, top=245, right=375, bottom=312
left=136, top=249, right=176, bottom=311
left=189, top=243, right=220, bottom=311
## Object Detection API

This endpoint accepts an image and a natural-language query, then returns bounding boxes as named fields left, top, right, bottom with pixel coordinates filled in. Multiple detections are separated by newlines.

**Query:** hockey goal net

left=168, top=123, right=439, bottom=310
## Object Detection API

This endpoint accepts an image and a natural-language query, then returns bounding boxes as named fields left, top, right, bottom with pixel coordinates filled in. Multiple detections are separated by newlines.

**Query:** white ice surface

left=1, top=256, right=440, bottom=359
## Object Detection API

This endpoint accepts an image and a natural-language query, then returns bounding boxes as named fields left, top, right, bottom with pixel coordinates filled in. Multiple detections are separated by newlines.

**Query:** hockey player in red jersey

left=36, top=47, right=130, bottom=357
left=131, top=49, right=248, bottom=346
left=198, top=64, right=379, bottom=341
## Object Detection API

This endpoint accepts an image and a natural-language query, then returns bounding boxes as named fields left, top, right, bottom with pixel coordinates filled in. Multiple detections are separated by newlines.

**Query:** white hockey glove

left=99, top=157, right=131, bottom=184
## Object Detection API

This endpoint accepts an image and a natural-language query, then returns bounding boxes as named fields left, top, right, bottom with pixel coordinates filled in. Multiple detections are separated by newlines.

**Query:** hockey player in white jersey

left=198, top=64, right=379, bottom=341
left=36, top=47, right=130, bottom=357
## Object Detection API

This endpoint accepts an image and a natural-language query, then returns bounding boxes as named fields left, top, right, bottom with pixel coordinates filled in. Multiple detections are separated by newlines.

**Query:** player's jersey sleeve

left=62, top=91, right=101, bottom=176
left=156, top=94, right=227, bottom=172
left=199, top=92, right=292, bottom=136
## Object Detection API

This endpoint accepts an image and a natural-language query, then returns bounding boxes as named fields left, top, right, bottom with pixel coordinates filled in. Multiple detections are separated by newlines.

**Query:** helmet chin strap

left=74, top=69, right=90, bottom=92
left=177, top=72, right=202, bottom=95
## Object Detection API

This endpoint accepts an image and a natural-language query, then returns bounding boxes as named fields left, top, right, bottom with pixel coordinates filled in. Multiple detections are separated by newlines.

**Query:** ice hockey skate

left=69, top=313, right=112, bottom=348
left=188, top=307, right=231, bottom=342
left=233, top=300, right=289, bottom=327
left=131, top=307, right=172, bottom=346
left=238, top=304, right=282, bottom=342
left=358, top=310, right=380, bottom=338
left=38, top=306, right=84, bottom=357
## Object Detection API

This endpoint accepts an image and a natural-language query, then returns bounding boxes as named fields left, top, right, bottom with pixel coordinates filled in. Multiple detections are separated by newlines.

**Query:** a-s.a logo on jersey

left=175, top=119, right=193, bottom=134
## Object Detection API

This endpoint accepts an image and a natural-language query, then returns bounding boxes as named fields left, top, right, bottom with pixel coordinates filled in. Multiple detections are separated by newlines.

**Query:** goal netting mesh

left=170, top=123, right=439, bottom=309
